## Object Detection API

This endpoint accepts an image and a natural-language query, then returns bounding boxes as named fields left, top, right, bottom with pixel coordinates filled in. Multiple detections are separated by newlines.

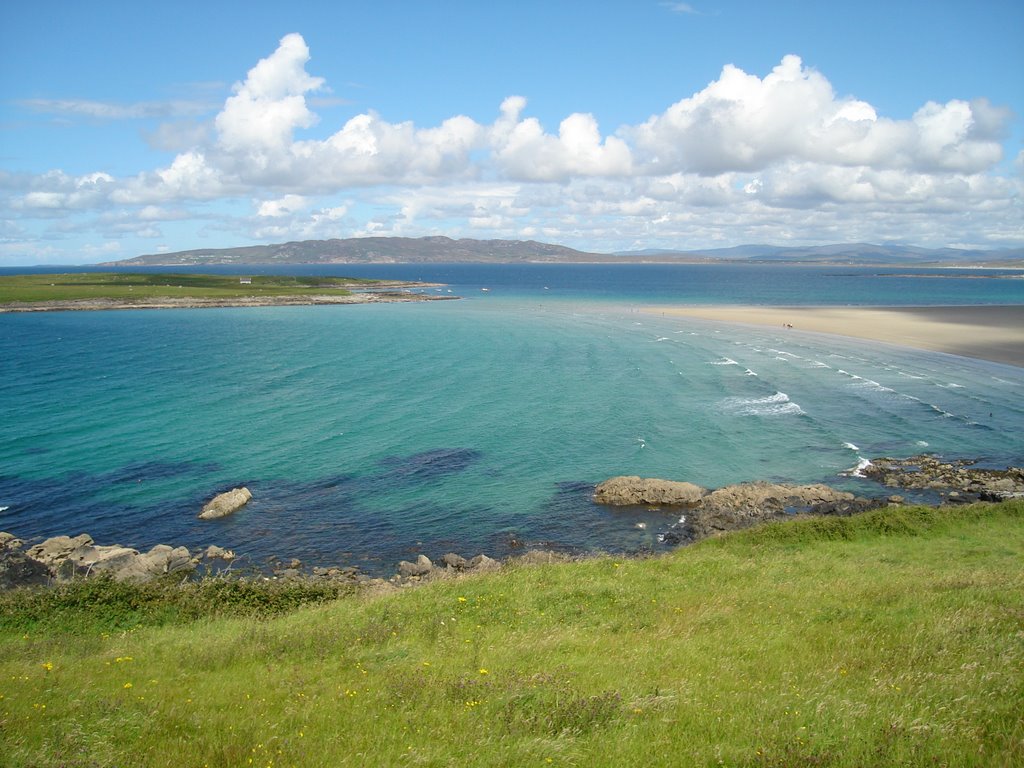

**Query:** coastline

left=648, top=304, right=1024, bottom=368
left=0, top=290, right=456, bottom=313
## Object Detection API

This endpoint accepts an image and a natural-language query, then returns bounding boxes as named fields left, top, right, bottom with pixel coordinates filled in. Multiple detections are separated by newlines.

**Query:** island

left=0, top=272, right=456, bottom=312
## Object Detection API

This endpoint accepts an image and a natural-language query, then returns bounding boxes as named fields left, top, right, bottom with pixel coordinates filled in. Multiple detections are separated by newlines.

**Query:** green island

left=0, top=272, right=448, bottom=311
left=2, top=500, right=1021, bottom=767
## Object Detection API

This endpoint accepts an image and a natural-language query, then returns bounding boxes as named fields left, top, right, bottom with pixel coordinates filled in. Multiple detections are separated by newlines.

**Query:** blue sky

left=1, top=0, right=1021, bottom=265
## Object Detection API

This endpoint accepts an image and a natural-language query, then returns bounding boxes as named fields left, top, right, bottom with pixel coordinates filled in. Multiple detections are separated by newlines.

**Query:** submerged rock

left=198, top=487, right=253, bottom=520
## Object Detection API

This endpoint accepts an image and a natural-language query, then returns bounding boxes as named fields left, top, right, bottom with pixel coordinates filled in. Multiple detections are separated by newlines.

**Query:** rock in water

left=199, top=487, right=253, bottom=520
left=593, top=476, right=707, bottom=506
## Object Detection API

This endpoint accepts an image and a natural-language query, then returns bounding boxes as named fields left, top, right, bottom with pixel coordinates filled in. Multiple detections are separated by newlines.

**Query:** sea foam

left=718, top=391, right=805, bottom=417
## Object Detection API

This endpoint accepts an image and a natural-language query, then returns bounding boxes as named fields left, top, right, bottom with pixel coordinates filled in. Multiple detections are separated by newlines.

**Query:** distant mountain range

left=103, top=237, right=1024, bottom=267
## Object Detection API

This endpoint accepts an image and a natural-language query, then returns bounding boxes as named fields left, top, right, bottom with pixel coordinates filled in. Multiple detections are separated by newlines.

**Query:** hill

left=613, top=242, right=1024, bottom=265
left=102, top=237, right=1024, bottom=267
left=104, top=236, right=612, bottom=266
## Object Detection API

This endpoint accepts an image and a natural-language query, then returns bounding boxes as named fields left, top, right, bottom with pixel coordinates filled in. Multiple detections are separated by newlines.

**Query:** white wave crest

left=718, top=391, right=805, bottom=417
left=844, top=456, right=873, bottom=478
left=709, top=357, right=739, bottom=366
left=842, top=442, right=860, bottom=451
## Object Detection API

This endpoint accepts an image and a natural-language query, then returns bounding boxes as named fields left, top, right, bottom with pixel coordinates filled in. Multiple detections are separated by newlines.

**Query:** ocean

left=2, top=263, right=1022, bottom=574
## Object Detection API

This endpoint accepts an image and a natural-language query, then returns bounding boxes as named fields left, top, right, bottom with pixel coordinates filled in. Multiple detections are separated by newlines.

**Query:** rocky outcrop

left=594, top=476, right=706, bottom=506
left=198, top=487, right=252, bottom=520
left=863, top=456, right=1024, bottom=501
left=594, top=476, right=886, bottom=546
left=594, top=477, right=860, bottom=514
left=701, top=481, right=855, bottom=514
left=26, top=533, right=95, bottom=566
left=0, top=532, right=233, bottom=588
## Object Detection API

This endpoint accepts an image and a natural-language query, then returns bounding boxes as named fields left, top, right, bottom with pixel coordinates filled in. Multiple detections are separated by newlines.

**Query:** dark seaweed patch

left=377, top=448, right=483, bottom=484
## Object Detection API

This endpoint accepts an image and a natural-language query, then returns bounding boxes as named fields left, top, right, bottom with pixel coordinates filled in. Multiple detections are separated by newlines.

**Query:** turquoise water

left=1, top=265, right=1022, bottom=573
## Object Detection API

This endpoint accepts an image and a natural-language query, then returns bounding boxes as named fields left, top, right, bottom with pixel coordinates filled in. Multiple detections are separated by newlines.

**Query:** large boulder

left=467, top=554, right=500, bottom=572
left=68, top=545, right=141, bottom=576
left=26, top=534, right=94, bottom=566
left=199, top=487, right=252, bottom=520
left=133, top=545, right=194, bottom=578
left=593, top=476, right=707, bottom=506
left=397, top=554, right=434, bottom=578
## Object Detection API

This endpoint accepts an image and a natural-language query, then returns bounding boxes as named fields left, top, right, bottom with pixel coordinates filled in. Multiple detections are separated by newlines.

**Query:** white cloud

left=3, top=37, right=1020, bottom=260
left=630, top=55, right=1010, bottom=175
left=256, top=194, right=308, bottom=217
left=662, top=2, right=700, bottom=14
left=215, top=33, right=324, bottom=156
left=20, top=98, right=215, bottom=120
left=490, top=97, right=632, bottom=180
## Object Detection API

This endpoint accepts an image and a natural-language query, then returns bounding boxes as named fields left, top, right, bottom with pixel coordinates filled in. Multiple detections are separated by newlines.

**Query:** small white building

left=239, top=277, right=252, bottom=285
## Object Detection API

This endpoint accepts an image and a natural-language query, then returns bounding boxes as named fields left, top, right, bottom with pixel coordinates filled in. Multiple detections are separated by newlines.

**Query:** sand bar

left=649, top=305, right=1024, bottom=368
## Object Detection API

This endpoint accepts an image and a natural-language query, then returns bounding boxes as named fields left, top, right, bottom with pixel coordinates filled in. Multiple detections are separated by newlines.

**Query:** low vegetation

left=2, top=500, right=1021, bottom=767
left=0, top=273, right=382, bottom=304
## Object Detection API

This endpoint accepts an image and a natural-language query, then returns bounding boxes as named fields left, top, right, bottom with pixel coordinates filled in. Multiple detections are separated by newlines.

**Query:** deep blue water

left=1, top=263, right=1022, bottom=574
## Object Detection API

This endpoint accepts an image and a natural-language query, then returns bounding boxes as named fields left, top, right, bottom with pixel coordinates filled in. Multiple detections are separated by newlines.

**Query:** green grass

left=1, top=500, right=1022, bottom=767
left=0, top=273, right=385, bottom=303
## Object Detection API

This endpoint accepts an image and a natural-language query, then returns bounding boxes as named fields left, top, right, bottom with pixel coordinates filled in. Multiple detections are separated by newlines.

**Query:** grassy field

left=0, top=273, right=386, bottom=304
left=1, top=501, right=1021, bottom=767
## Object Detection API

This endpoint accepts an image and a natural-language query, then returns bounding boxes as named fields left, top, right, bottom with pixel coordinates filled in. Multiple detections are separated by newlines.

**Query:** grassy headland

left=2, top=500, right=1021, bottom=766
left=0, top=273, right=453, bottom=313
left=0, top=273, right=387, bottom=304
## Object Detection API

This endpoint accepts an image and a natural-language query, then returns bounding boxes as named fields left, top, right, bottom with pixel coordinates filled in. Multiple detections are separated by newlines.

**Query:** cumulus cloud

left=490, top=97, right=632, bottom=180
left=256, top=194, right=308, bottom=217
left=630, top=55, right=1010, bottom=176
left=215, top=33, right=324, bottom=158
left=4, top=35, right=1020, bottom=261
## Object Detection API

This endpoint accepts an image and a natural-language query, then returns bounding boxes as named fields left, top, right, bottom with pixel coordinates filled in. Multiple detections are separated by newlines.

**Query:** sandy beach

left=649, top=305, right=1024, bottom=368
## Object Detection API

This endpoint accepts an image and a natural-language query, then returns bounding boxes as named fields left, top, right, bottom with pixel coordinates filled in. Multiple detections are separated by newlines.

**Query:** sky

left=1, top=0, right=1022, bottom=265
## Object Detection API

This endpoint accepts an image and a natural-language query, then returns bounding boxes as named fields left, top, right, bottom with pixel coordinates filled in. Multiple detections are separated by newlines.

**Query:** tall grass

left=2, top=500, right=1021, bottom=767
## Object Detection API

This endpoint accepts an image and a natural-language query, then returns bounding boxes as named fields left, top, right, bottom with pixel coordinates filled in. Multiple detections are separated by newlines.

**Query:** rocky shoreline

left=3, top=455, right=1022, bottom=591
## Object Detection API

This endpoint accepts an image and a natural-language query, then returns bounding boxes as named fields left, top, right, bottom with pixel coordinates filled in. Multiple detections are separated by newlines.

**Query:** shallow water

left=1, top=264, right=1022, bottom=573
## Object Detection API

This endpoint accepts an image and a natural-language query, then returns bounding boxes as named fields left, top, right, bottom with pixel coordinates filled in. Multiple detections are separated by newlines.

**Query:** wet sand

left=649, top=305, right=1024, bottom=368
